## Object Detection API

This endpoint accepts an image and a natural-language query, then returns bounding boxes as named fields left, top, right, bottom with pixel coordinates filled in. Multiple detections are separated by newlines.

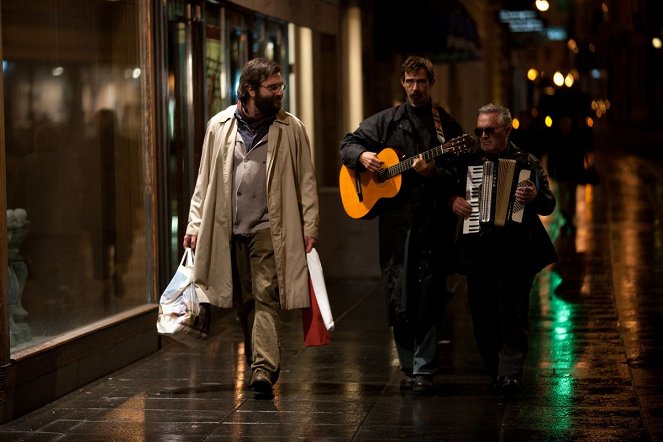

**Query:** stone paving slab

left=1, top=138, right=662, bottom=441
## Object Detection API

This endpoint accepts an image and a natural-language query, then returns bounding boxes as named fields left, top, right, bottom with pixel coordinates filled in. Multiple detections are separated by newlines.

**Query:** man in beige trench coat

left=183, top=58, right=319, bottom=399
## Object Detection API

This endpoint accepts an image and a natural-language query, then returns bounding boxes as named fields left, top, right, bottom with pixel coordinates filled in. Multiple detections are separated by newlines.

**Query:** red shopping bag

left=302, top=279, right=331, bottom=346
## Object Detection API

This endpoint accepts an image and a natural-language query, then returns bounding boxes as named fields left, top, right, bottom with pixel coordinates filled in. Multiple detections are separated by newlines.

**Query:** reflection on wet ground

left=1, top=129, right=662, bottom=441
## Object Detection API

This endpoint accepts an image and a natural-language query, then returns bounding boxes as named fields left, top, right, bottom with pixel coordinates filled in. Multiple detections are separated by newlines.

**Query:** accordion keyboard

left=463, top=159, right=532, bottom=233
left=463, top=165, right=484, bottom=234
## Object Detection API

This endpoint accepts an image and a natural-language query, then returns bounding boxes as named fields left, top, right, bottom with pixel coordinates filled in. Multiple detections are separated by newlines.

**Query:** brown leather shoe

left=413, top=374, right=434, bottom=395
left=400, top=375, right=415, bottom=390
left=251, top=369, right=273, bottom=399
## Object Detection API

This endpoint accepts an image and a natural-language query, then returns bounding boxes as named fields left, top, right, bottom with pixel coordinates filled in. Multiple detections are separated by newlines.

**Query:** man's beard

left=254, top=92, right=281, bottom=115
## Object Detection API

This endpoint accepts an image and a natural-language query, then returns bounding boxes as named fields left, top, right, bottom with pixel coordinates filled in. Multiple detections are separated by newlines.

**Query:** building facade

left=0, top=0, right=348, bottom=422
left=1, top=0, right=659, bottom=422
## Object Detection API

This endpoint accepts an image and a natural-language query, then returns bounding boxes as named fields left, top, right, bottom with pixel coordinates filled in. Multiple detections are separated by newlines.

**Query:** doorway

left=161, top=0, right=290, bottom=273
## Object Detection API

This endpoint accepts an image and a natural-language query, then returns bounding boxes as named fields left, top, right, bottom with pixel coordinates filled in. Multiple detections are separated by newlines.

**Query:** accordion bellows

left=464, top=158, right=532, bottom=234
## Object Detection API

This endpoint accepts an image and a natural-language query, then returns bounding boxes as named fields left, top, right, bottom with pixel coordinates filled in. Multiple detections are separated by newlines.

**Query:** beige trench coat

left=186, top=105, right=319, bottom=310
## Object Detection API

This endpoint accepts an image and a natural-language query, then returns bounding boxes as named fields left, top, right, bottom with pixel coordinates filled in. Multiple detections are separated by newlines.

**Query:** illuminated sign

left=499, top=10, right=544, bottom=33
left=547, top=27, right=567, bottom=41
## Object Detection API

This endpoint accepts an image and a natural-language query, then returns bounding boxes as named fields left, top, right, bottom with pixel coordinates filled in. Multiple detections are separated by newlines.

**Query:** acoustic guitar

left=339, top=134, right=475, bottom=219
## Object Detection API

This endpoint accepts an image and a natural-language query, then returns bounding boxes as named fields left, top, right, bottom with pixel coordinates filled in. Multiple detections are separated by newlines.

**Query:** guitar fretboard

left=376, top=134, right=473, bottom=182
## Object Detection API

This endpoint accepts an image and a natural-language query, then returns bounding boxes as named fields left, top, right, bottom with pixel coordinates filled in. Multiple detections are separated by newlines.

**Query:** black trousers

left=465, top=232, right=534, bottom=381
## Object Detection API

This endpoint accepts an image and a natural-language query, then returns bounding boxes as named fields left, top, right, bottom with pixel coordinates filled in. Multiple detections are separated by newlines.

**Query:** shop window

left=2, top=0, right=148, bottom=352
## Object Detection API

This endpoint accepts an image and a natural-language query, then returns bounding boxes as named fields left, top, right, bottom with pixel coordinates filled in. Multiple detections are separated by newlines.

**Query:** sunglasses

left=473, top=126, right=502, bottom=137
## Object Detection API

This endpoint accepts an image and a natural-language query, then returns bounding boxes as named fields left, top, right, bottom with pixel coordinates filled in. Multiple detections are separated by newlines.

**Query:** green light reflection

left=541, top=209, right=577, bottom=430
left=549, top=273, right=576, bottom=429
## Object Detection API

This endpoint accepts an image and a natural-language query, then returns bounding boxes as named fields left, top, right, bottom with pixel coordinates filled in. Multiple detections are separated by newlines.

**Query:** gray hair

left=478, top=103, right=512, bottom=127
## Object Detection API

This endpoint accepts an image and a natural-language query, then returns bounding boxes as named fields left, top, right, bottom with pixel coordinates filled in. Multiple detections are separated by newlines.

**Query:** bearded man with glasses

left=183, top=58, right=319, bottom=400
left=449, top=103, right=557, bottom=400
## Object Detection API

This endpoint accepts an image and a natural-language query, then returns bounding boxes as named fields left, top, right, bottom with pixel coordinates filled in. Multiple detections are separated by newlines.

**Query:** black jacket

left=453, top=142, right=558, bottom=276
left=339, top=101, right=465, bottom=323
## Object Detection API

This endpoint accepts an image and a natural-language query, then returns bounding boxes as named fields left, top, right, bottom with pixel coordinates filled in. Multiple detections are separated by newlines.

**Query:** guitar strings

left=379, top=134, right=472, bottom=180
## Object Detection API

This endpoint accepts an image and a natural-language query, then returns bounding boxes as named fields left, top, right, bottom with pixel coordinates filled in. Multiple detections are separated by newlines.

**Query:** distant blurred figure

left=84, top=109, right=125, bottom=301
left=546, top=115, right=593, bottom=231
left=510, top=110, right=544, bottom=159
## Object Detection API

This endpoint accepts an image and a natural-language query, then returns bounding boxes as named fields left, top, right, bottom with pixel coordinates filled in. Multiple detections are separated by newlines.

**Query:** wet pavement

left=1, top=127, right=662, bottom=441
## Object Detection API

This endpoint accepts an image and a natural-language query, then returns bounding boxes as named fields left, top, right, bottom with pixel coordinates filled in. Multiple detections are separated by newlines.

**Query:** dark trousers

left=393, top=318, right=438, bottom=375
left=466, top=233, right=533, bottom=381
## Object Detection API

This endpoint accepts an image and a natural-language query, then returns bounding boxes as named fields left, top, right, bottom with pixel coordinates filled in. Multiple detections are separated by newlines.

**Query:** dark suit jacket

left=453, top=142, right=558, bottom=276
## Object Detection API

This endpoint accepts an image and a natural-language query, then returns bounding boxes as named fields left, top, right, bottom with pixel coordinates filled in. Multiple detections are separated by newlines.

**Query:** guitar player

left=339, top=55, right=465, bottom=395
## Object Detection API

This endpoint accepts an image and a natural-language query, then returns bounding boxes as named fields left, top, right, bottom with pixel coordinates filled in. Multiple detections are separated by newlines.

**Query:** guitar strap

left=431, top=107, right=446, bottom=144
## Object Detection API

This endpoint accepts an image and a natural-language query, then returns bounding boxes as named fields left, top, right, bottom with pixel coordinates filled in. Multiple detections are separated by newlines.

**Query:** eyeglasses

left=261, top=83, right=286, bottom=93
left=473, top=126, right=502, bottom=137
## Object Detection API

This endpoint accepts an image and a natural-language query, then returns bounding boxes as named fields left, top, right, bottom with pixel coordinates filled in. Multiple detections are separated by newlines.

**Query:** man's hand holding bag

left=157, top=248, right=211, bottom=347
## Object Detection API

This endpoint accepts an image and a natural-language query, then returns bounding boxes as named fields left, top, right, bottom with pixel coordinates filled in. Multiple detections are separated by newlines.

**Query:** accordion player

left=463, top=158, right=533, bottom=234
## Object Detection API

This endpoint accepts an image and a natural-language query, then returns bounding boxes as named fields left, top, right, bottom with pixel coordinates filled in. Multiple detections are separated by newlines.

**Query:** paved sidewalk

left=0, top=136, right=661, bottom=441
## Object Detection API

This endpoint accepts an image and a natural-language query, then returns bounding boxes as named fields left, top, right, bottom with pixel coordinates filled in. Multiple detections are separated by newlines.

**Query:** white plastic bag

left=157, top=248, right=211, bottom=347
left=306, top=248, right=334, bottom=332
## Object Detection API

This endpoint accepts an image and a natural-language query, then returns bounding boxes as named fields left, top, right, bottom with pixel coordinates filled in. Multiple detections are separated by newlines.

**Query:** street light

left=564, top=73, right=574, bottom=87
left=535, top=0, right=550, bottom=12
left=553, top=71, right=565, bottom=87
left=527, top=68, right=539, bottom=81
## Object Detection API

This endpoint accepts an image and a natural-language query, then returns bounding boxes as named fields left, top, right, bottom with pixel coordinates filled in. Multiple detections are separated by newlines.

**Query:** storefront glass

left=2, top=0, right=148, bottom=352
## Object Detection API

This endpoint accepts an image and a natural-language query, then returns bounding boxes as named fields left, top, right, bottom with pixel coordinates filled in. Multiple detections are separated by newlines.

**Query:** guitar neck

left=378, top=141, right=460, bottom=181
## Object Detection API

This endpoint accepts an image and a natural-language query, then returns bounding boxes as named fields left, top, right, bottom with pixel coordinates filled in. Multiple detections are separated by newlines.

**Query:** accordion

left=463, top=158, right=532, bottom=234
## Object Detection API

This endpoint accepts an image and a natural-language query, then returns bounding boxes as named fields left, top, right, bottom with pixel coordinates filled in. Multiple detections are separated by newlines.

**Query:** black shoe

left=400, top=375, right=415, bottom=390
left=251, top=369, right=273, bottom=399
left=498, top=376, right=521, bottom=400
left=413, top=374, right=434, bottom=395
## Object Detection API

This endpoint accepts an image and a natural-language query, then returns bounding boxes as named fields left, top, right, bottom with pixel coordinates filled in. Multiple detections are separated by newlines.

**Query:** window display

left=2, top=0, right=148, bottom=352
